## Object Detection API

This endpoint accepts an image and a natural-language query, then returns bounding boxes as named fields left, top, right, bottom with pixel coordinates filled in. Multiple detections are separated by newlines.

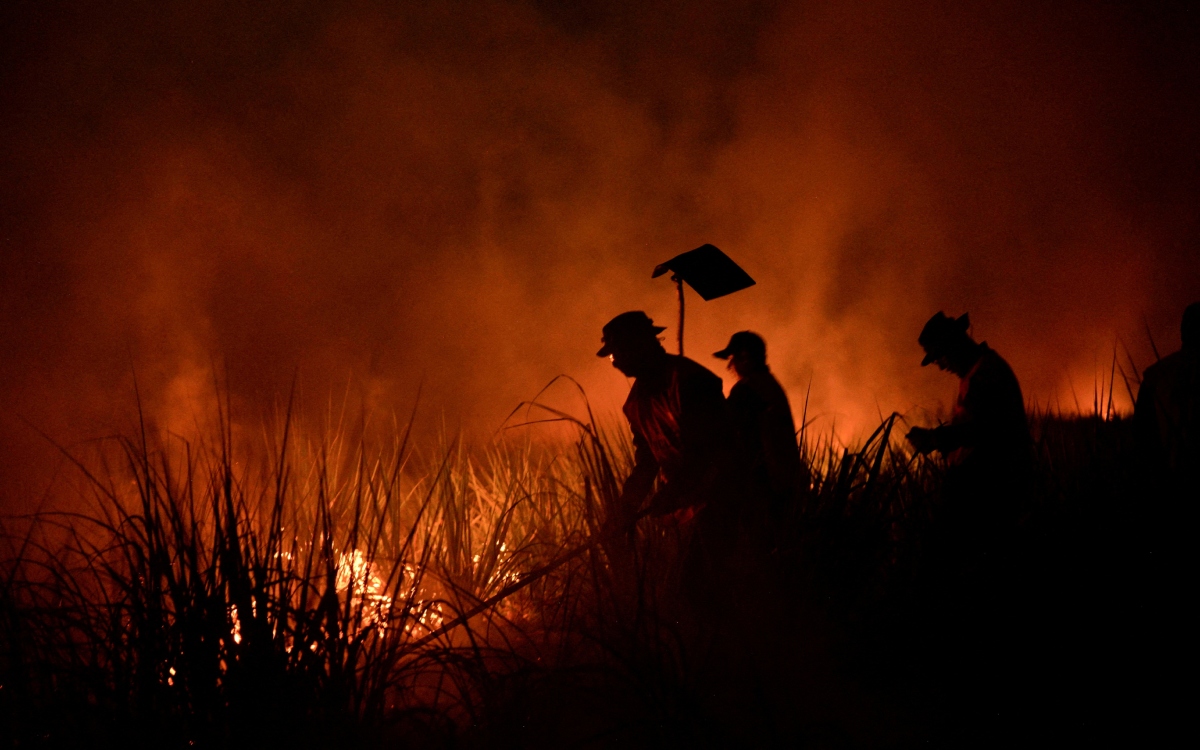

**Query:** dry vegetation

left=0, top=387, right=1179, bottom=748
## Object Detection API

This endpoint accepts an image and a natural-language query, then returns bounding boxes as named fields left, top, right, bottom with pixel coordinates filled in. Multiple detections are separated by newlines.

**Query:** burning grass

left=0, top=392, right=1178, bottom=747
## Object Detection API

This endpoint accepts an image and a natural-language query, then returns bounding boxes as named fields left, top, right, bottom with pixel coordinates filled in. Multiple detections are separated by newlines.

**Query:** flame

left=335, top=548, right=393, bottom=630
left=230, top=605, right=242, bottom=645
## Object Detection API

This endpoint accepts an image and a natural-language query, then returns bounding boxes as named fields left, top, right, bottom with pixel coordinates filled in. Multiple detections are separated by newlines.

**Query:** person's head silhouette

left=597, top=311, right=668, bottom=378
left=918, top=312, right=979, bottom=376
left=713, top=331, right=767, bottom=378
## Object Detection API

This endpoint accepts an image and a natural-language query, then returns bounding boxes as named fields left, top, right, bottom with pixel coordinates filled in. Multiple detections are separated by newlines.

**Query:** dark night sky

left=2, top=0, right=1199, bottom=506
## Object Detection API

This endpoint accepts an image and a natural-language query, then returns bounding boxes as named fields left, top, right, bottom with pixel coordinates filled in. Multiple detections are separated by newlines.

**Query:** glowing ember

left=336, top=548, right=394, bottom=630
left=229, top=605, right=242, bottom=645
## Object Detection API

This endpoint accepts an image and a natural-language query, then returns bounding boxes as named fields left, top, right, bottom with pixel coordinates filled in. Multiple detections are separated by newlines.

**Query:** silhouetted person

left=905, top=313, right=1034, bottom=730
left=906, top=312, right=1031, bottom=485
left=597, top=311, right=736, bottom=521
left=1130, top=306, right=1198, bottom=747
left=713, top=331, right=802, bottom=518
left=1134, top=302, right=1200, bottom=481
left=906, top=312, right=1032, bottom=567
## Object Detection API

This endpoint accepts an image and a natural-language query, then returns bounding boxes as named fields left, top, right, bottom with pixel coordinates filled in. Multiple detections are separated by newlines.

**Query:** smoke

left=3, top=0, right=1199, bottom=506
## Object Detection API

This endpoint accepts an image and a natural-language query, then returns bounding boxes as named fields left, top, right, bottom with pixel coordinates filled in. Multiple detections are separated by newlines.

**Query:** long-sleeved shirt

left=1135, top=348, right=1200, bottom=473
left=727, top=367, right=802, bottom=499
left=931, top=343, right=1030, bottom=471
left=620, top=355, right=734, bottom=514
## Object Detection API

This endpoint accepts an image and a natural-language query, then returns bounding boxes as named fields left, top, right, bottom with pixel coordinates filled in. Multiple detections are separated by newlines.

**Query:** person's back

left=907, top=313, right=1032, bottom=567
left=951, top=343, right=1031, bottom=475
left=907, top=314, right=1030, bottom=477
left=597, top=312, right=735, bottom=519
left=1135, top=303, right=1200, bottom=477
left=728, top=369, right=801, bottom=496
left=623, top=353, right=732, bottom=494
left=714, top=332, right=802, bottom=518
left=598, top=312, right=740, bottom=606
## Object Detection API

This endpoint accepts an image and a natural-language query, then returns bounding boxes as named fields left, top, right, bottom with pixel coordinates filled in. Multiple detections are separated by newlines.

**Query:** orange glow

left=1, top=1, right=1198, bottom=508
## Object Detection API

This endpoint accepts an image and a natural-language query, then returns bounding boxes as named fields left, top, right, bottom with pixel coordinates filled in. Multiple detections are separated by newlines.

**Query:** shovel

left=652, top=243, right=756, bottom=355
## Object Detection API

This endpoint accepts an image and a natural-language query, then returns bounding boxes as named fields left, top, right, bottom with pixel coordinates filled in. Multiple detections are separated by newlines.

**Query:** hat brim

left=713, top=347, right=733, bottom=359
left=921, top=351, right=938, bottom=366
left=598, top=326, right=666, bottom=357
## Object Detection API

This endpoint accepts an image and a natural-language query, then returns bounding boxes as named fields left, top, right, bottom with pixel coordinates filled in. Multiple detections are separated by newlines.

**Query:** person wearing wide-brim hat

left=597, top=311, right=737, bottom=525
left=906, top=311, right=1030, bottom=470
left=713, top=331, right=802, bottom=518
left=907, top=311, right=1031, bottom=572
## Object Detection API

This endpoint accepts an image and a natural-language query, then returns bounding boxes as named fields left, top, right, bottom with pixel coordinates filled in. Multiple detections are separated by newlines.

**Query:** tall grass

left=0, top=382, right=716, bottom=746
left=0, top=386, right=1172, bottom=747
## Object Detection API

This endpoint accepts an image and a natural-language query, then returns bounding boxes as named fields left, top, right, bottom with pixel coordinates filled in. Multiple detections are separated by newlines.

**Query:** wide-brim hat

left=597, top=311, right=666, bottom=357
left=919, top=311, right=970, bottom=366
left=714, top=331, right=765, bottom=360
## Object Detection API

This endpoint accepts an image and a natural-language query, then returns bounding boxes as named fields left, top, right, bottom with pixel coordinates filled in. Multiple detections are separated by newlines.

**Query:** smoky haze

left=2, top=0, right=1199, bottom=507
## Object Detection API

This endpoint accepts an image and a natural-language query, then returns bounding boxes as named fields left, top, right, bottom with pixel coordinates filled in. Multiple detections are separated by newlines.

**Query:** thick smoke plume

left=3, top=0, right=1198, bottom=507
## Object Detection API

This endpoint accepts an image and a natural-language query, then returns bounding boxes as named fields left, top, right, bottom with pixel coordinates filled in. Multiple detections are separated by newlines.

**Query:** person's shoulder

left=978, top=343, right=1007, bottom=365
left=738, top=368, right=781, bottom=393
left=730, top=371, right=783, bottom=409
left=728, top=378, right=753, bottom=401
left=672, top=355, right=722, bottom=383
left=977, top=344, right=1018, bottom=378
left=758, top=367, right=787, bottom=391
left=1143, top=350, right=1187, bottom=380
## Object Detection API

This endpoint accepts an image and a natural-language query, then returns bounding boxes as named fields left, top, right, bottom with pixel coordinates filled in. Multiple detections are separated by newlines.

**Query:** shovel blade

left=652, top=244, right=756, bottom=301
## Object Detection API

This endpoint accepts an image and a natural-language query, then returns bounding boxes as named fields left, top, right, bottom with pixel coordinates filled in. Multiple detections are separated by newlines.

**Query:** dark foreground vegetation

left=0, top=398, right=1187, bottom=748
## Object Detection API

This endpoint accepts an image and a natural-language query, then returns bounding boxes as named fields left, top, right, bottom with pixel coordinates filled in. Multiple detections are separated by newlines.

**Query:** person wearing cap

left=597, top=311, right=737, bottom=523
left=1135, top=302, right=1200, bottom=477
left=906, top=311, right=1031, bottom=477
left=714, top=331, right=803, bottom=516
